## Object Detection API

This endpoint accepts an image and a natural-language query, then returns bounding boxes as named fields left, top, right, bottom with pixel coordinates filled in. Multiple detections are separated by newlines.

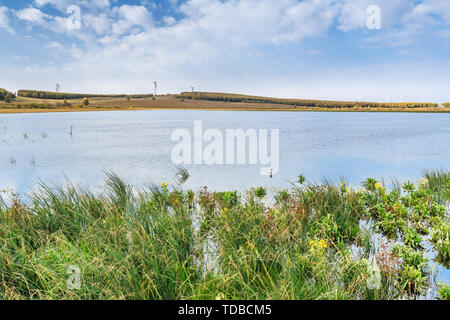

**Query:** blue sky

left=0, top=0, right=450, bottom=102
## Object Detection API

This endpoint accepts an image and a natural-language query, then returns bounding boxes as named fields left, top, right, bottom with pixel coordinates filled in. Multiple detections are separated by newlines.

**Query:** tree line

left=17, top=90, right=153, bottom=100
left=0, top=88, right=16, bottom=102
left=179, top=92, right=439, bottom=109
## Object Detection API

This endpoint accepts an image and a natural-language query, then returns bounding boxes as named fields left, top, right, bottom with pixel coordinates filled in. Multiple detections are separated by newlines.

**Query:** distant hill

left=179, top=92, right=440, bottom=109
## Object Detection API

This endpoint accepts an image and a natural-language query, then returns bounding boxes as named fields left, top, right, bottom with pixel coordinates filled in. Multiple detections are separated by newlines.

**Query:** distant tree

left=0, top=89, right=15, bottom=102
left=63, top=99, right=70, bottom=107
left=5, top=93, right=12, bottom=103
left=82, top=97, right=89, bottom=106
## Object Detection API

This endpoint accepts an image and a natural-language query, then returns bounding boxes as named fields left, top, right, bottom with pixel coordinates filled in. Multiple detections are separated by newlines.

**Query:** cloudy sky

left=0, top=0, right=449, bottom=102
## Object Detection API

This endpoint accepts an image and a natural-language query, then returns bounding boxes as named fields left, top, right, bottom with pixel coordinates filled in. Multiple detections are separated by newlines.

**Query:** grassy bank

left=0, top=91, right=449, bottom=114
left=0, top=170, right=448, bottom=300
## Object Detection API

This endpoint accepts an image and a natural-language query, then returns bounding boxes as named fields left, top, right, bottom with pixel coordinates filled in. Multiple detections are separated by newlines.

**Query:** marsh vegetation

left=0, top=170, right=448, bottom=300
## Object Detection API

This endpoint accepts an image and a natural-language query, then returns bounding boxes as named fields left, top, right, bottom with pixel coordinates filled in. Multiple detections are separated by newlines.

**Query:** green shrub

left=0, top=88, right=15, bottom=101
left=437, top=282, right=450, bottom=300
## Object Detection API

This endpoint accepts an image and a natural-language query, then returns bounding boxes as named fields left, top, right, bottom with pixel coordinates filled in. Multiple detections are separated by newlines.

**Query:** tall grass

left=0, top=172, right=448, bottom=300
left=423, top=169, right=450, bottom=204
left=0, top=174, right=195, bottom=299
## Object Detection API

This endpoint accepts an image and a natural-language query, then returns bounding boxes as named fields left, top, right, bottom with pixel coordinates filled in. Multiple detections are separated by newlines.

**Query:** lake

left=1, top=110, right=448, bottom=194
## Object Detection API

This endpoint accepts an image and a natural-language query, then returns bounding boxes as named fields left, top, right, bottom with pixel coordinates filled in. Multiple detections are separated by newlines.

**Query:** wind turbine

left=55, top=83, right=61, bottom=92
left=153, top=81, right=158, bottom=96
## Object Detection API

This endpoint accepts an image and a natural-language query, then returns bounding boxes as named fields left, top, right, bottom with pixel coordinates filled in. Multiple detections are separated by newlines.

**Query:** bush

left=5, top=93, right=12, bottom=103
left=63, top=99, right=71, bottom=107
left=82, top=97, right=89, bottom=106
left=0, top=88, right=15, bottom=101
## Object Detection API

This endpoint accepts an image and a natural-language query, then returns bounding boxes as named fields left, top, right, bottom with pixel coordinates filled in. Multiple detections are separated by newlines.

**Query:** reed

left=0, top=171, right=448, bottom=300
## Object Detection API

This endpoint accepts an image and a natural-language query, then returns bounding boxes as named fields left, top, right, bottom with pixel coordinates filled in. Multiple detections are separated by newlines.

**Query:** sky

left=0, top=0, right=450, bottom=102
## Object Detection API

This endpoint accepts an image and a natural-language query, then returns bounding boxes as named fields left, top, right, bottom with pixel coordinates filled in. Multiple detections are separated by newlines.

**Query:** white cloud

left=84, top=12, right=111, bottom=34
left=178, top=0, right=338, bottom=45
left=112, top=5, right=153, bottom=35
left=421, top=0, right=450, bottom=21
left=4, top=0, right=450, bottom=101
left=163, top=16, right=176, bottom=26
left=46, top=41, right=63, bottom=50
left=0, top=6, right=13, bottom=33
left=35, top=0, right=111, bottom=11
left=16, top=7, right=51, bottom=25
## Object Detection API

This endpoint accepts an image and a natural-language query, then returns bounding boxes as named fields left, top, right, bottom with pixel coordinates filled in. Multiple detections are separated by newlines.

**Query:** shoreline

left=1, top=105, right=450, bottom=114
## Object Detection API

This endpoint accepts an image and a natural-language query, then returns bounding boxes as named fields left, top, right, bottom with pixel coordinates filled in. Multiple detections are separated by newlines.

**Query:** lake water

left=1, top=110, right=448, bottom=194
left=0, top=109, right=449, bottom=292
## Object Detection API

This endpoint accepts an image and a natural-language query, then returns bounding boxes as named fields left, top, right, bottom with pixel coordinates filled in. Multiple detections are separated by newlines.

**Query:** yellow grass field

left=1, top=93, right=449, bottom=114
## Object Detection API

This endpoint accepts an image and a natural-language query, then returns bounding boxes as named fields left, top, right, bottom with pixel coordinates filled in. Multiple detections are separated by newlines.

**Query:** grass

left=0, top=170, right=448, bottom=300
left=1, top=92, right=449, bottom=114
left=423, top=169, right=450, bottom=204
left=179, top=92, right=441, bottom=109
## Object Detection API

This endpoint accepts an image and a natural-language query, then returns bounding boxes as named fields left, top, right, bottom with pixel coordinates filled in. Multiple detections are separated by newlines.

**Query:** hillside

left=0, top=90, right=448, bottom=113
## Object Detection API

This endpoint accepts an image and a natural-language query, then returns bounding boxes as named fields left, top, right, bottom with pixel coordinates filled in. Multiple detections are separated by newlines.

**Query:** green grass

left=423, top=169, right=450, bottom=204
left=0, top=171, right=448, bottom=300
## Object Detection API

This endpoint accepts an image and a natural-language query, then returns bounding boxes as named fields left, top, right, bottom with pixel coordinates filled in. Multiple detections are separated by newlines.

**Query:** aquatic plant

left=436, top=282, right=450, bottom=300
left=431, top=221, right=450, bottom=261
left=393, top=245, right=430, bottom=296
left=423, top=169, right=450, bottom=204
left=254, top=187, right=267, bottom=199
left=404, top=227, right=422, bottom=249
left=0, top=171, right=447, bottom=300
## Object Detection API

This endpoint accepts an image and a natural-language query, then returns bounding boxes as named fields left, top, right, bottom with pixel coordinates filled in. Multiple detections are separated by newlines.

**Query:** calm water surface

left=0, top=110, right=449, bottom=289
left=1, top=110, right=448, bottom=193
